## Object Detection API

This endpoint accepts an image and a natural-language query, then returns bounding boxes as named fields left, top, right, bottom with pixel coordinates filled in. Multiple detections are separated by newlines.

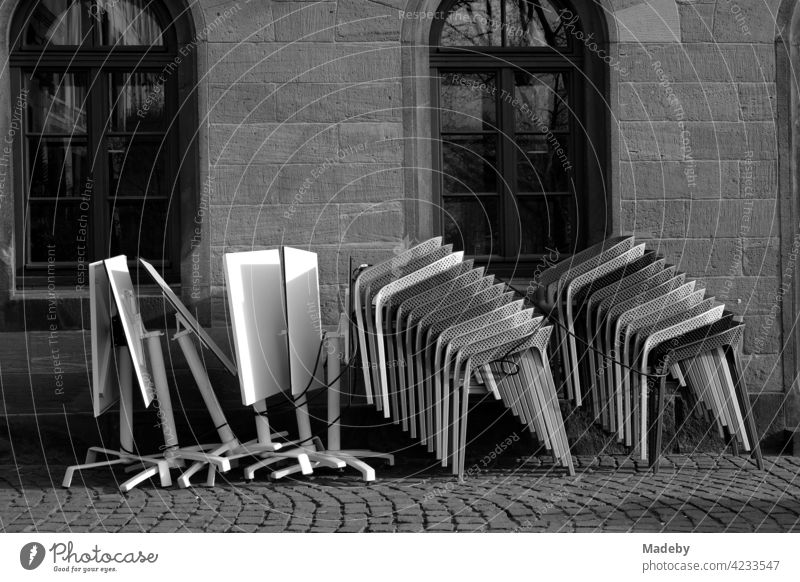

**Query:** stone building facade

left=0, top=0, right=798, bottom=453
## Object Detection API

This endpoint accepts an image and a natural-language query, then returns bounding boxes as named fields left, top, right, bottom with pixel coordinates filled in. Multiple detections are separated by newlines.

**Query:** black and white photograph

left=0, top=0, right=798, bottom=579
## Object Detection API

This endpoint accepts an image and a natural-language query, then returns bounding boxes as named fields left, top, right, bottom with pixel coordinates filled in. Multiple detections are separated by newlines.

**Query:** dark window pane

left=28, top=201, right=84, bottom=262
left=28, top=138, right=91, bottom=198
left=109, top=200, right=170, bottom=258
left=514, top=72, right=568, bottom=133
left=443, top=196, right=499, bottom=256
left=108, top=136, right=167, bottom=198
left=26, top=0, right=89, bottom=46
left=98, top=0, right=164, bottom=46
left=442, top=135, right=498, bottom=194
left=440, top=0, right=503, bottom=46
left=440, top=72, right=496, bottom=132
left=25, top=72, right=88, bottom=134
left=516, top=134, right=570, bottom=192
left=505, top=0, right=569, bottom=48
left=516, top=195, right=576, bottom=254
left=110, top=72, right=165, bottom=131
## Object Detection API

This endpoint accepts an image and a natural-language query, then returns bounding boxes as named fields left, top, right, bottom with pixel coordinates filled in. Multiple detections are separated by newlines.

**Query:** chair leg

left=725, top=427, right=740, bottom=456
left=649, top=375, right=667, bottom=473
left=729, top=347, right=764, bottom=470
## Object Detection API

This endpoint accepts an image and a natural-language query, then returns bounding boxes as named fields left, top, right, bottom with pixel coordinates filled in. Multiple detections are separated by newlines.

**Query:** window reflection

left=110, top=73, right=165, bottom=131
left=25, top=0, right=165, bottom=46
left=26, top=72, right=88, bottom=133
left=440, top=0, right=570, bottom=48
left=26, top=0, right=88, bottom=46
left=98, top=0, right=164, bottom=46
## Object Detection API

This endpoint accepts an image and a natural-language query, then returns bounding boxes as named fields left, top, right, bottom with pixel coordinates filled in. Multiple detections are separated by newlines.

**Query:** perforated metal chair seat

left=375, top=260, right=478, bottom=432
left=598, top=273, right=686, bottom=433
left=434, top=310, right=542, bottom=459
left=634, top=311, right=738, bottom=433
left=417, top=300, right=528, bottom=442
left=354, top=238, right=447, bottom=406
left=350, top=237, right=571, bottom=478
left=646, top=312, right=738, bottom=368
left=396, top=270, right=492, bottom=382
left=626, top=294, right=715, bottom=402
left=644, top=317, right=763, bottom=472
left=393, top=273, right=494, bottom=438
left=422, top=317, right=543, bottom=470
left=453, top=324, right=573, bottom=478
left=393, top=270, right=493, bottom=437
left=635, top=305, right=726, bottom=459
left=402, top=283, right=511, bottom=448
left=411, top=287, right=517, bottom=453
left=592, top=266, right=676, bottom=415
left=443, top=321, right=568, bottom=478
left=374, top=252, right=465, bottom=418
left=611, top=285, right=707, bottom=446
left=540, top=238, right=637, bottom=405
left=396, top=268, right=489, bottom=340
left=633, top=298, right=719, bottom=357
left=417, top=286, right=518, bottom=383
left=583, top=259, right=668, bottom=418
left=573, top=251, right=661, bottom=304
left=556, top=244, right=647, bottom=406
left=538, top=236, right=635, bottom=303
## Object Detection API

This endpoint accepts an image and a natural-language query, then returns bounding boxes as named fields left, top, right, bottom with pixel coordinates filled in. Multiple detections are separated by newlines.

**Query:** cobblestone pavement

left=1, top=455, right=799, bottom=533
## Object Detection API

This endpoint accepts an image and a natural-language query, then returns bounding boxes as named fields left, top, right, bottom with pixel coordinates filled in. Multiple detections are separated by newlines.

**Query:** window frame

left=429, top=0, right=607, bottom=276
left=9, top=0, right=189, bottom=288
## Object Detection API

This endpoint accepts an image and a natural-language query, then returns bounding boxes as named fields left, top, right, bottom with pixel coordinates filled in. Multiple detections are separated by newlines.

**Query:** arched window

left=430, top=0, right=608, bottom=270
left=10, top=0, right=192, bottom=285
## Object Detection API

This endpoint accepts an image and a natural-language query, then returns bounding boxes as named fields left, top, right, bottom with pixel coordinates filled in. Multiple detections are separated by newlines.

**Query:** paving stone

left=3, top=456, right=800, bottom=532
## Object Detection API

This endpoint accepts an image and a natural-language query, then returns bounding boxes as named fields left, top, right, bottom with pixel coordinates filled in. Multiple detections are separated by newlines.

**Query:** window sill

left=10, top=284, right=178, bottom=301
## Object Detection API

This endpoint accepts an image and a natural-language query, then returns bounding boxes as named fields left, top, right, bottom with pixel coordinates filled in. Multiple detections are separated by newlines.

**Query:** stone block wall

left=612, top=0, right=789, bottom=439
left=0, top=0, right=795, bottom=450
left=201, top=0, right=408, bottom=327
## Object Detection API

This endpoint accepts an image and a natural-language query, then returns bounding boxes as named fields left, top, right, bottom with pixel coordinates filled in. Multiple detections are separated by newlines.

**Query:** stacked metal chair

left=538, top=235, right=763, bottom=469
left=354, top=237, right=574, bottom=479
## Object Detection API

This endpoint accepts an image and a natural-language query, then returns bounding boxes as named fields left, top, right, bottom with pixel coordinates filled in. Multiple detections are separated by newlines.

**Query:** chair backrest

left=565, top=244, right=646, bottom=301
left=456, top=325, right=553, bottom=369
left=437, top=300, right=526, bottom=347
left=538, top=235, right=635, bottom=289
left=422, top=288, right=517, bottom=339
left=605, top=274, right=687, bottom=325
left=355, top=237, right=442, bottom=302
left=453, top=319, right=547, bottom=386
left=596, top=266, right=676, bottom=322
left=626, top=289, right=707, bottom=337
left=574, top=251, right=661, bottom=304
left=374, top=252, right=465, bottom=311
left=586, top=258, right=666, bottom=311
left=408, top=283, right=508, bottom=329
left=384, top=260, right=476, bottom=310
left=635, top=297, right=719, bottom=341
left=615, top=282, right=700, bottom=341
left=470, top=325, right=554, bottom=369
left=397, top=267, right=488, bottom=318
left=642, top=305, right=726, bottom=366
left=448, top=310, right=542, bottom=357
left=356, top=242, right=453, bottom=390
left=553, top=237, right=637, bottom=301
left=365, top=245, right=454, bottom=304
left=650, top=314, right=741, bottom=367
